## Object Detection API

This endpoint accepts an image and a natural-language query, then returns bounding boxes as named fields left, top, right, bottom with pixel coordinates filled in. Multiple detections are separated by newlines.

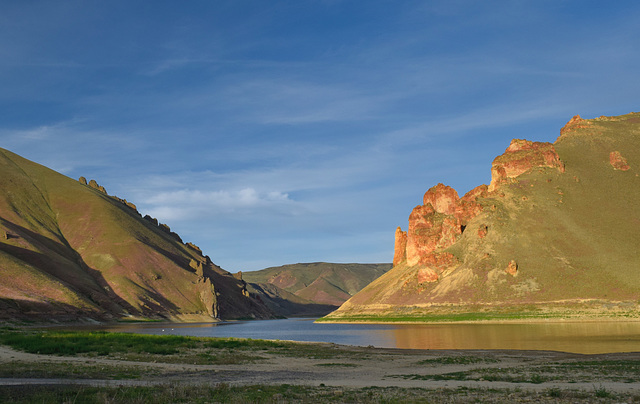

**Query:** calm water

left=89, top=318, right=640, bottom=354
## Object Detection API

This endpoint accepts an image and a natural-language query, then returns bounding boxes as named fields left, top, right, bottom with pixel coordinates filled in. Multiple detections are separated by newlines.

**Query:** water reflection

left=390, top=322, right=640, bottom=353
left=82, top=319, right=640, bottom=354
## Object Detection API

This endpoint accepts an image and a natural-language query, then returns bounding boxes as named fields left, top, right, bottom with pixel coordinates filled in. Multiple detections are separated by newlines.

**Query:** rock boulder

left=610, top=151, right=631, bottom=171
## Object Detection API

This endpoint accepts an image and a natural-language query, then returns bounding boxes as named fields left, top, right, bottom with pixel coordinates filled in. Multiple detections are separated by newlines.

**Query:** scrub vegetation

left=2, top=328, right=640, bottom=402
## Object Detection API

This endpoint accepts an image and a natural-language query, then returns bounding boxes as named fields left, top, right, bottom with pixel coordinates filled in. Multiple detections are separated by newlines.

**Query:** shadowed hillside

left=323, top=113, right=640, bottom=322
left=0, top=148, right=273, bottom=322
left=243, top=262, right=391, bottom=309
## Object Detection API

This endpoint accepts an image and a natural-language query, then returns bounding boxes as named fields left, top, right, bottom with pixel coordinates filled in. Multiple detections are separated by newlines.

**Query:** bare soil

left=2, top=342, right=640, bottom=395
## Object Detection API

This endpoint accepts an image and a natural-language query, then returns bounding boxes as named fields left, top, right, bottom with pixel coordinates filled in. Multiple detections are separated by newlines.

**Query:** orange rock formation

left=559, top=114, right=592, bottom=137
left=398, top=183, right=485, bottom=282
left=393, top=227, right=407, bottom=266
left=488, top=139, right=564, bottom=191
left=394, top=132, right=569, bottom=284
left=610, top=151, right=631, bottom=171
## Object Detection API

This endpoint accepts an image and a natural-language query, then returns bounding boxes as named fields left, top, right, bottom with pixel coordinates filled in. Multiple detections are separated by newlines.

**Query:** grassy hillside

left=245, top=282, right=337, bottom=317
left=0, top=148, right=273, bottom=322
left=243, top=262, right=391, bottom=306
left=323, top=113, right=640, bottom=322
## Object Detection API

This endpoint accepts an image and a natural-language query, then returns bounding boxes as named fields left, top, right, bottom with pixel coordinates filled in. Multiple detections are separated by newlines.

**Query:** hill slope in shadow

left=0, top=148, right=272, bottom=322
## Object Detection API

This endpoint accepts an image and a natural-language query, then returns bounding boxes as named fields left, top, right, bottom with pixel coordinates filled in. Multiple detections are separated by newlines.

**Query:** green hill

left=323, top=113, right=640, bottom=322
left=243, top=262, right=391, bottom=308
left=0, top=148, right=272, bottom=322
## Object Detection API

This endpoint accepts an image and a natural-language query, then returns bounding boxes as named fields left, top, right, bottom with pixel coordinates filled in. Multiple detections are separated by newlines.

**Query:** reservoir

left=91, top=318, right=640, bottom=354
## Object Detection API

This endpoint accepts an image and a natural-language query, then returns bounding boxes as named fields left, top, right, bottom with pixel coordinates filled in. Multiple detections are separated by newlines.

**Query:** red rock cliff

left=488, top=139, right=564, bottom=191
left=394, top=136, right=566, bottom=283
left=395, top=183, right=484, bottom=282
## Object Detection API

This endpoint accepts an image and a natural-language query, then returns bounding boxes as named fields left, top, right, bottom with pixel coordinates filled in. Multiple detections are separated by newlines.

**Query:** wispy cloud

left=2, top=1, right=640, bottom=270
left=145, top=187, right=298, bottom=221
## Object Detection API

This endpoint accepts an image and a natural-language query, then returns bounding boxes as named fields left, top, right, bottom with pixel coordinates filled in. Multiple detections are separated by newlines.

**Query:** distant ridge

left=243, top=262, right=391, bottom=310
left=323, top=113, right=640, bottom=322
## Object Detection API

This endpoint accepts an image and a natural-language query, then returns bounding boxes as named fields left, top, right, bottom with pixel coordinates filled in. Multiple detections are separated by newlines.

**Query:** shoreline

left=317, top=316, right=640, bottom=325
left=2, top=329, right=640, bottom=402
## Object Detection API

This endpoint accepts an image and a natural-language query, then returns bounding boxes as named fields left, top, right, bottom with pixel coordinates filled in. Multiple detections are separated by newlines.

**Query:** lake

left=90, top=318, right=640, bottom=354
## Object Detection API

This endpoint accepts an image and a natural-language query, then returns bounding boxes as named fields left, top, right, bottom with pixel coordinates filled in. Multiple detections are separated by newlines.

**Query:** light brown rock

left=559, top=114, right=592, bottom=137
left=478, top=224, right=488, bottom=239
left=489, top=139, right=564, bottom=191
left=393, top=227, right=407, bottom=266
left=423, top=183, right=459, bottom=215
left=610, top=151, right=631, bottom=171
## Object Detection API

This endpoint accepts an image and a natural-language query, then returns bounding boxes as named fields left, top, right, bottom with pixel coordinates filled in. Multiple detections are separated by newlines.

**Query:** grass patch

left=0, top=329, right=190, bottom=356
left=0, top=361, right=148, bottom=379
left=1, top=383, right=633, bottom=404
left=393, top=371, right=550, bottom=384
left=0, top=328, right=368, bottom=364
left=394, top=359, right=640, bottom=385
left=317, top=311, right=565, bottom=323
left=0, top=329, right=279, bottom=364
left=315, top=363, right=360, bottom=367
left=417, top=356, right=499, bottom=365
left=593, top=385, right=614, bottom=398
left=116, top=318, right=165, bottom=323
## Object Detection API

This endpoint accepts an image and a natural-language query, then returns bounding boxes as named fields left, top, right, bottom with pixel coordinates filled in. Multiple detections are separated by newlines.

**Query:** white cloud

left=143, top=187, right=299, bottom=221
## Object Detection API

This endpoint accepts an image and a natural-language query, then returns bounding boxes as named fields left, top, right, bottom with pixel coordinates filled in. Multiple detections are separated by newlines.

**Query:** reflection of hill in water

left=68, top=319, right=640, bottom=354
left=391, top=322, right=640, bottom=354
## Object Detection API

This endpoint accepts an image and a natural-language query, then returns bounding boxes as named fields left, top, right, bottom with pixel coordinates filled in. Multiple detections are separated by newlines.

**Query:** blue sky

left=1, top=1, right=639, bottom=271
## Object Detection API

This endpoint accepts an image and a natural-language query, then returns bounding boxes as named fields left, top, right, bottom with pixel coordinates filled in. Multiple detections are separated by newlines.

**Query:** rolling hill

left=323, top=112, right=640, bottom=322
left=0, top=148, right=273, bottom=322
left=243, top=262, right=391, bottom=307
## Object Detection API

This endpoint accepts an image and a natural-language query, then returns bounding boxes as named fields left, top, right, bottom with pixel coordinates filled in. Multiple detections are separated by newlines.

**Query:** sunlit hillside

left=324, top=113, right=640, bottom=322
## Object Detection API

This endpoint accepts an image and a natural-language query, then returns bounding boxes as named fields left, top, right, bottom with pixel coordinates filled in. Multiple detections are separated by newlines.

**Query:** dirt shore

left=2, top=342, right=640, bottom=395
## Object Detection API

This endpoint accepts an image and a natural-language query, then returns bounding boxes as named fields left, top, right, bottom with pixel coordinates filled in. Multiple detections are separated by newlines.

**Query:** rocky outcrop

left=422, top=183, right=459, bottom=215
left=189, top=258, right=204, bottom=277
left=87, top=179, right=107, bottom=194
left=79, top=177, right=139, bottom=213
left=610, top=151, right=631, bottom=171
left=197, top=277, right=218, bottom=318
left=457, top=185, right=488, bottom=225
left=324, top=112, right=640, bottom=322
left=393, top=227, right=407, bottom=266
left=477, top=224, right=488, bottom=239
left=416, top=252, right=457, bottom=283
left=144, top=215, right=159, bottom=226
left=186, top=242, right=203, bottom=255
left=559, top=114, right=592, bottom=137
left=397, top=183, right=484, bottom=282
left=112, top=196, right=138, bottom=212
left=1, top=148, right=277, bottom=322
left=395, top=140, right=563, bottom=281
left=158, top=223, right=183, bottom=243
left=488, top=139, right=565, bottom=191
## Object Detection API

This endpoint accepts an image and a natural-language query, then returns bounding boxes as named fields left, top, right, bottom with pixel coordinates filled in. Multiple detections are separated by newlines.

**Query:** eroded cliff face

left=488, top=139, right=565, bottom=191
left=402, top=183, right=486, bottom=282
left=326, top=112, right=640, bottom=319
left=394, top=137, right=567, bottom=283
